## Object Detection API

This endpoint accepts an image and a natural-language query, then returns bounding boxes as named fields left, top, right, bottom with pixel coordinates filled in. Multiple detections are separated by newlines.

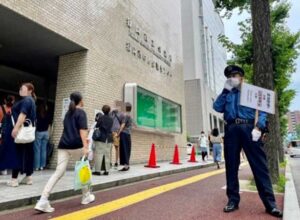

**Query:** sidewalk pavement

left=0, top=156, right=218, bottom=212
left=283, top=156, right=300, bottom=220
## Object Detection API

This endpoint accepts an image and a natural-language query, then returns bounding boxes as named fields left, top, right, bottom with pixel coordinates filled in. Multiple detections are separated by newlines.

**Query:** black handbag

left=92, top=128, right=102, bottom=141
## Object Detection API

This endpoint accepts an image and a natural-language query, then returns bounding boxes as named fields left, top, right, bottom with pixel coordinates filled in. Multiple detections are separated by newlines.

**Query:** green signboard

left=137, top=87, right=181, bottom=133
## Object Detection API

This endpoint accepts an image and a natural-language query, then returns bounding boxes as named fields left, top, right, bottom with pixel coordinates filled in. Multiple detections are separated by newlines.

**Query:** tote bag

left=11, top=117, right=36, bottom=144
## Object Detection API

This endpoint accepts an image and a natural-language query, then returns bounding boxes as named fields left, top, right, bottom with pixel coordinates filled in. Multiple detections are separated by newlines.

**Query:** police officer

left=213, top=65, right=282, bottom=218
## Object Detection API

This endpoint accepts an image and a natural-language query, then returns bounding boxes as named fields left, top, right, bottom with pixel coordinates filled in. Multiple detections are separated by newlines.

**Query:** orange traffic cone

left=170, top=144, right=182, bottom=165
left=145, top=143, right=160, bottom=168
left=188, top=145, right=198, bottom=162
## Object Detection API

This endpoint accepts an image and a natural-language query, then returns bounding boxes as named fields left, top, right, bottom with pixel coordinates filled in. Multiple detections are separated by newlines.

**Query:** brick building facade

left=0, top=0, right=186, bottom=168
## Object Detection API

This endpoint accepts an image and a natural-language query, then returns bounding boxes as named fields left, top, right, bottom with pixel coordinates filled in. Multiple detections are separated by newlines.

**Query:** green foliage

left=249, top=177, right=256, bottom=186
left=270, top=1, right=290, bottom=25
left=218, top=1, right=300, bottom=137
left=279, top=160, right=287, bottom=168
left=215, top=0, right=249, bottom=10
left=249, top=174, right=286, bottom=193
left=215, top=0, right=250, bottom=18
left=275, top=174, right=286, bottom=193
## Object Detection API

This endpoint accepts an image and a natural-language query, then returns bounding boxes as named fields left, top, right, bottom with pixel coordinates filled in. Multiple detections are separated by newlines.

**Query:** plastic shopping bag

left=74, top=157, right=92, bottom=191
left=88, top=150, right=94, bottom=161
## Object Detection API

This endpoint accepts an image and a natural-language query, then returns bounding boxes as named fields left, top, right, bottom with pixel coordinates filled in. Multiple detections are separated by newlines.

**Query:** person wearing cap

left=213, top=65, right=282, bottom=218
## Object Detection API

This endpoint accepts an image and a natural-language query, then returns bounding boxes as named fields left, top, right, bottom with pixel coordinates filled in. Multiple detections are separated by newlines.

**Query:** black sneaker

left=119, top=167, right=130, bottom=171
left=114, top=163, right=118, bottom=167
left=223, top=202, right=239, bottom=213
left=266, top=208, right=283, bottom=218
left=92, top=172, right=101, bottom=176
left=103, top=171, right=109, bottom=175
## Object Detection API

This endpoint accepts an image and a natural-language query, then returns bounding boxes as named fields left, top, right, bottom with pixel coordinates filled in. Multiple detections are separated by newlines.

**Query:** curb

left=0, top=161, right=221, bottom=211
left=283, top=157, right=300, bottom=220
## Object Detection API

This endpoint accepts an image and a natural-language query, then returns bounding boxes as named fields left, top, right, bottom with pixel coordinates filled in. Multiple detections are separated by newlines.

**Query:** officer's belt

left=226, top=118, right=255, bottom=125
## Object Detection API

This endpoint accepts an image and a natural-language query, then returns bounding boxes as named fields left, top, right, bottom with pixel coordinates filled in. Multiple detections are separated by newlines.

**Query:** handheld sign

left=240, top=82, right=275, bottom=114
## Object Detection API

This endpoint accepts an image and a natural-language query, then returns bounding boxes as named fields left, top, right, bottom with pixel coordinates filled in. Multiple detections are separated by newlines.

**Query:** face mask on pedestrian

left=230, top=77, right=241, bottom=88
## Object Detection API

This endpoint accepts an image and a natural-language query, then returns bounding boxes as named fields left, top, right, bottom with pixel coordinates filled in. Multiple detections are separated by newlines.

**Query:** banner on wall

left=62, top=98, right=70, bottom=119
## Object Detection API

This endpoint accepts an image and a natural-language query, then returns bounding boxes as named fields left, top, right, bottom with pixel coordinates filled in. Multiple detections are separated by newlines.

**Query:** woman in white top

left=199, top=131, right=208, bottom=162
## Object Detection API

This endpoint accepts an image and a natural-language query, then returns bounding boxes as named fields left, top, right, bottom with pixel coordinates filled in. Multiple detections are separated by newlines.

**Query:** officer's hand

left=251, top=128, right=262, bottom=142
left=224, top=78, right=233, bottom=91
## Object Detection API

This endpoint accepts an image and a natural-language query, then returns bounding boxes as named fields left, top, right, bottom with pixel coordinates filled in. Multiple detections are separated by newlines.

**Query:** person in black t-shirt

left=92, top=105, right=113, bottom=176
left=35, top=92, right=95, bottom=213
left=8, top=83, right=36, bottom=187
left=34, top=103, right=51, bottom=171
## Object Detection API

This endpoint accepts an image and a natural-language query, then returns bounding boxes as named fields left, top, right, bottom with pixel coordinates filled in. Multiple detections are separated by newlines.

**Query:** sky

left=222, top=0, right=300, bottom=111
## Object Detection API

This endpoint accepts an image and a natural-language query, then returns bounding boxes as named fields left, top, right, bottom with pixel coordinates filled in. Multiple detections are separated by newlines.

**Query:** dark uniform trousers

left=224, top=123, right=276, bottom=210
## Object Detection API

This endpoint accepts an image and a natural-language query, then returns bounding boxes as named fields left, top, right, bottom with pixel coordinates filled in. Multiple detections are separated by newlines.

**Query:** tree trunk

left=251, top=0, right=279, bottom=183
left=276, top=96, right=285, bottom=163
left=277, top=117, right=285, bottom=163
left=278, top=146, right=284, bottom=163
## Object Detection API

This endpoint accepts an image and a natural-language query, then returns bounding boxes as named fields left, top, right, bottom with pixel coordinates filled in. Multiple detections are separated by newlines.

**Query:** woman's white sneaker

left=35, top=199, right=54, bottom=213
left=7, top=179, right=19, bottom=187
left=1, top=170, right=7, bottom=175
left=20, top=176, right=33, bottom=185
left=81, top=193, right=95, bottom=205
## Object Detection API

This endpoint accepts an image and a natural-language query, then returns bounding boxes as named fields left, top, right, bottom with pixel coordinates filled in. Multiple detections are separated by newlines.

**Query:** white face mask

left=231, top=77, right=241, bottom=88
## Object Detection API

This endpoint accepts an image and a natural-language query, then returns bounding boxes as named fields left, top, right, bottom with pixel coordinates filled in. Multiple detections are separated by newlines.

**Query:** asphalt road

left=0, top=165, right=283, bottom=220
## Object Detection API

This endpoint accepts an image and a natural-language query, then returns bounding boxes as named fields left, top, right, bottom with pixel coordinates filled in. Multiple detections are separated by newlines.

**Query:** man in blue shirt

left=213, top=65, right=282, bottom=218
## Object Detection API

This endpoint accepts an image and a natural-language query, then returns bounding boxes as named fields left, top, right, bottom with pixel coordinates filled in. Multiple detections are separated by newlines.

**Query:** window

left=209, top=113, right=213, bottom=130
left=219, top=119, right=224, bottom=133
left=213, top=115, right=218, bottom=129
left=137, top=87, right=181, bottom=133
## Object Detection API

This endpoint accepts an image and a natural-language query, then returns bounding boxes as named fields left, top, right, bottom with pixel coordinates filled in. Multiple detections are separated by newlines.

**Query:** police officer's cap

left=224, top=65, right=245, bottom=78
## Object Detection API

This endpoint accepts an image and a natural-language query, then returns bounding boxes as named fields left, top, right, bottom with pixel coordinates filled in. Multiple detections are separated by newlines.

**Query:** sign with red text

left=240, top=83, right=275, bottom=114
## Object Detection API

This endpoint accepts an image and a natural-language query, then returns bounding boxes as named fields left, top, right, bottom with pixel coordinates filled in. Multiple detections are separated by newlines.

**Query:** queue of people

left=0, top=85, right=134, bottom=212
left=0, top=83, right=134, bottom=187
left=34, top=91, right=134, bottom=212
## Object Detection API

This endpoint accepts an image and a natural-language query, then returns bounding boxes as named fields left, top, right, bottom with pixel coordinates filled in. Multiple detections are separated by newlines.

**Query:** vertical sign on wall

left=62, top=98, right=70, bottom=119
